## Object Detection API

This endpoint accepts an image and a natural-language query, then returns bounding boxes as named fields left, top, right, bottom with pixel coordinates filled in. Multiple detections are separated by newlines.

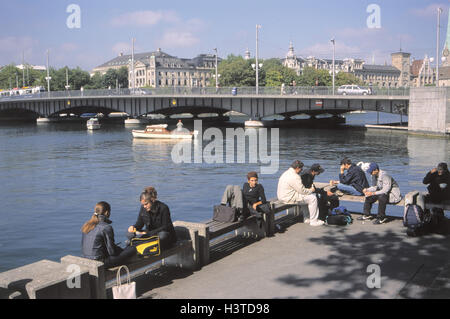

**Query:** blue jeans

left=337, top=183, right=363, bottom=196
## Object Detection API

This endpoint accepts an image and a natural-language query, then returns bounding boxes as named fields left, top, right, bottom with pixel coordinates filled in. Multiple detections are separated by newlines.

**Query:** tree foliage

left=0, top=65, right=129, bottom=91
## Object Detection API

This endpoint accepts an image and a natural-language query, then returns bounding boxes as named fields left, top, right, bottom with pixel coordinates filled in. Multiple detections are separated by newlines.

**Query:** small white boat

left=132, top=124, right=198, bottom=139
left=87, top=118, right=101, bottom=130
left=245, top=119, right=265, bottom=128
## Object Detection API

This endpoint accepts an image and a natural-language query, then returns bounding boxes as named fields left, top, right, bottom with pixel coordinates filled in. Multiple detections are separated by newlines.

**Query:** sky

left=1, top=0, right=449, bottom=71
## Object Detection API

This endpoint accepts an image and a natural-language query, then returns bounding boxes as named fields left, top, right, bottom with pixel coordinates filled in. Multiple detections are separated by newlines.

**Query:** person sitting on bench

left=242, top=171, right=270, bottom=220
left=127, top=187, right=177, bottom=250
left=301, top=164, right=340, bottom=221
left=82, top=201, right=136, bottom=269
left=423, top=163, right=450, bottom=204
left=359, top=163, right=402, bottom=225
left=277, top=160, right=324, bottom=227
left=330, top=158, right=369, bottom=196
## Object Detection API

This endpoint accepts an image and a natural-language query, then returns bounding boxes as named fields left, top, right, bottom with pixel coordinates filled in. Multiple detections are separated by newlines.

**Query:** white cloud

left=111, top=42, right=143, bottom=55
left=60, top=43, right=78, bottom=52
left=0, top=36, right=37, bottom=65
left=410, top=3, right=449, bottom=18
left=300, top=41, right=363, bottom=58
left=110, top=10, right=179, bottom=27
left=157, top=30, right=200, bottom=48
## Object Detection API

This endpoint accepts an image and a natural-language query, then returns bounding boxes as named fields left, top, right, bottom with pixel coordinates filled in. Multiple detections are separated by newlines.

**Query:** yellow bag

left=130, top=236, right=160, bottom=256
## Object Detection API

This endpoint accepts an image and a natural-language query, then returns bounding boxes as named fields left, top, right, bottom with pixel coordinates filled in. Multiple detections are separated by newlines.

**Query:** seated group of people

left=81, top=161, right=449, bottom=269
left=278, top=158, right=449, bottom=226
left=81, top=187, right=177, bottom=269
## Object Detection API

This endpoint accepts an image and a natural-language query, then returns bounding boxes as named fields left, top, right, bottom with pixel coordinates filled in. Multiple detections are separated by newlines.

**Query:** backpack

left=403, top=204, right=432, bottom=237
left=326, top=206, right=353, bottom=226
left=403, top=204, right=426, bottom=227
left=429, top=208, right=448, bottom=235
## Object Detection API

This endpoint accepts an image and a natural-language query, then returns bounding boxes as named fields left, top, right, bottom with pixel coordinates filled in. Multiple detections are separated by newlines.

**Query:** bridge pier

left=36, top=117, right=58, bottom=123
left=409, top=87, right=450, bottom=135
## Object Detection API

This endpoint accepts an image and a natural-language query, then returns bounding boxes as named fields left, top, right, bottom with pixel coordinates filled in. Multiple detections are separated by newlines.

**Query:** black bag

left=213, top=205, right=238, bottom=223
left=429, top=208, right=448, bottom=235
left=257, top=202, right=272, bottom=214
left=326, top=214, right=353, bottom=226
left=130, top=236, right=160, bottom=256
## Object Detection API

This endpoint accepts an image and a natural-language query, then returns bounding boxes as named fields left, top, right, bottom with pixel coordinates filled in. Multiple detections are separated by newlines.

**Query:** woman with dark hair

left=423, top=163, right=450, bottom=204
left=81, top=201, right=136, bottom=269
left=242, top=171, right=269, bottom=221
left=127, top=187, right=177, bottom=250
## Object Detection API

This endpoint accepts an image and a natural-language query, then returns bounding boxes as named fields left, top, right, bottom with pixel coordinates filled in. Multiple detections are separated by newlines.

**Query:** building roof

left=94, top=49, right=174, bottom=69
left=93, top=50, right=220, bottom=72
left=356, top=64, right=401, bottom=74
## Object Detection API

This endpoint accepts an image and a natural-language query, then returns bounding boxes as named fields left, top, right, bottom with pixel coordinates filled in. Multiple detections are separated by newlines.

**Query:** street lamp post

left=131, top=38, right=135, bottom=92
left=65, top=67, right=70, bottom=91
left=214, top=48, right=219, bottom=90
left=255, top=24, right=262, bottom=95
left=437, top=7, right=443, bottom=87
left=331, top=38, right=336, bottom=95
left=45, top=49, right=51, bottom=93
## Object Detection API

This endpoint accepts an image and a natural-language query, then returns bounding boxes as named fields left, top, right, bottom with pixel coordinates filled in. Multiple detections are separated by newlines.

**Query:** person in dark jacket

left=301, top=164, right=340, bottom=221
left=81, top=201, right=136, bottom=269
left=242, top=171, right=269, bottom=220
left=127, top=187, right=177, bottom=249
left=330, top=158, right=369, bottom=196
left=423, top=163, right=450, bottom=204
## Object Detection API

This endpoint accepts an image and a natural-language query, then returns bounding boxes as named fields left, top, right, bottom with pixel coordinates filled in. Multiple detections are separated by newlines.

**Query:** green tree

left=102, top=67, right=129, bottom=89
left=335, top=72, right=364, bottom=86
left=215, top=55, right=261, bottom=87
left=298, top=67, right=331, bottom=86
left=265, top=69, right=284, bottom=87
left=0, top=64, right=22, bottom=89
left=70, top=67, right=91, bottom=90
left=85, top=72, right=103, bottom=89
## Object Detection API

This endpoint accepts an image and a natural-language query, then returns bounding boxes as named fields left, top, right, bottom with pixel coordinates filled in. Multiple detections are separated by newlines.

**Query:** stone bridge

left=0, top=87, right=409, bottom=119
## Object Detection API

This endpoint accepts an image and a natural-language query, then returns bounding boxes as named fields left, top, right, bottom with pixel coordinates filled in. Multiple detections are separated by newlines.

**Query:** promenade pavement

left=139, top=216, right=450, bottom=299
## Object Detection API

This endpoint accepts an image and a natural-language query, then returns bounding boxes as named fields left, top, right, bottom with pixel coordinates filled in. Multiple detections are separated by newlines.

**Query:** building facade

left=92, top=49, right=220, bottom=89
left=283, top=42, right=436, bottom=88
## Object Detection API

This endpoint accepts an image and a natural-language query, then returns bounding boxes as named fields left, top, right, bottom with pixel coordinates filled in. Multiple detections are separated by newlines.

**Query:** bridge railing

left=0, top=86, right=410, bottom=101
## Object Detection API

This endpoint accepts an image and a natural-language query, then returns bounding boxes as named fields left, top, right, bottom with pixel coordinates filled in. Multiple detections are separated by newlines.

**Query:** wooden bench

left=60, top=222, right=199, bottom=299
left=175, top=212, right=273, bottom=266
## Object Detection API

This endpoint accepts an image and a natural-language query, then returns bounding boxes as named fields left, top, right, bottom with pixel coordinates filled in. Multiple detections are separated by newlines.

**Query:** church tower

left=442, top=8, right=450, bottom=67
left=283, top=41, right=301, bottom=75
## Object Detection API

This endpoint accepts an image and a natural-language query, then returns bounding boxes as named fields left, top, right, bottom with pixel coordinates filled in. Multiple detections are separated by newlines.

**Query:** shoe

left=357, top=215, right=373, bottom=221
left=335, top=190, right=345, bottom=197
left=304, top=218, right=311, bottom=224
left=310, top=220, right=325, bottom=227
left=373, top=217, right=388, bottom=225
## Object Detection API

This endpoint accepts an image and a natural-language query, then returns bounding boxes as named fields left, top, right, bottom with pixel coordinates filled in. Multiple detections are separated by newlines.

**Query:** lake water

left=0, top=112, right=448, bottom=272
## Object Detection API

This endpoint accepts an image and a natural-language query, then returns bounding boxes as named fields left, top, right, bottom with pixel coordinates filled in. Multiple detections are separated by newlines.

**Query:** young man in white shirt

left=277, top=160, right=324, bottom=227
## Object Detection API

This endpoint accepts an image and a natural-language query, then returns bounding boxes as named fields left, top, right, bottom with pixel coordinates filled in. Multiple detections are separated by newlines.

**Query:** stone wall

left=409, top=87, right=450, bottom=135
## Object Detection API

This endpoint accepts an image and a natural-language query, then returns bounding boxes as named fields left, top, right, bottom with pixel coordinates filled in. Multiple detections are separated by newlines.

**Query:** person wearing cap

left=277, top=160, right=324, bottom=226
left=330, top=158, right=369, bottom=196
left=359, top=163, right=402, bottom=225
left=301, top=164, right=340, bottom=221
left=423, top=163, right=450, bottom=204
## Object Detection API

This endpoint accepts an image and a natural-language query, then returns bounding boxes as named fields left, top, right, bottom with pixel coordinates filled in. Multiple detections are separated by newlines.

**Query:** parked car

left=337, top=85, right=371, bottom=95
